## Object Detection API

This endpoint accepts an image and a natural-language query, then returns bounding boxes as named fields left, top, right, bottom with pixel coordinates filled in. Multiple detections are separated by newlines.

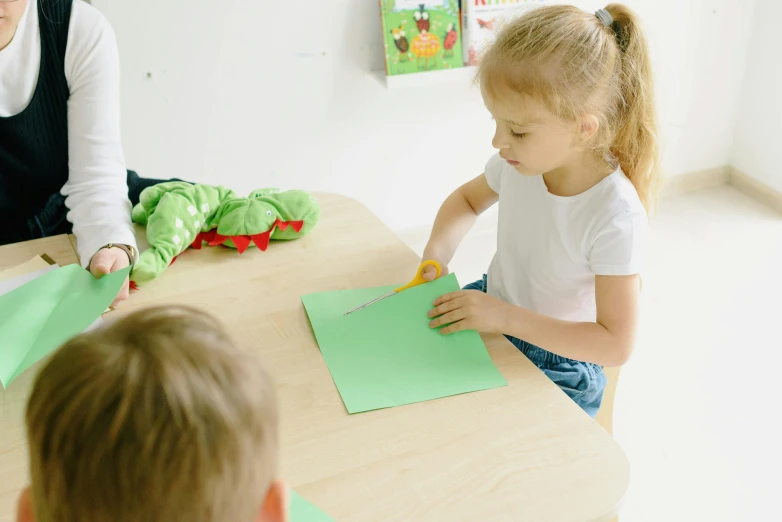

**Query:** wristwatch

left=100, top=243, right=137, bottom=268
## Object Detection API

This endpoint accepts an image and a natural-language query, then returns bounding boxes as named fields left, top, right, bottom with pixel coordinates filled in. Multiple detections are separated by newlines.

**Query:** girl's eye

left=423, top=12, right=430, bottom=20
left=511, top=131, right=527, bottom=139
left=414, top=11, right=422, bottom=21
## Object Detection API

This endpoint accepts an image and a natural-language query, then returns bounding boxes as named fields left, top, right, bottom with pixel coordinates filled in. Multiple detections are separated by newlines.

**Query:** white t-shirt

left=0, top=0, right=136, bottom=266
left=484, top=153, right=648, bottom=323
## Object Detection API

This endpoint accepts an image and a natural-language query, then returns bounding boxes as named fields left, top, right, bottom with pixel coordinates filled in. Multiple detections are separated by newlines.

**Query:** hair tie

left=596, top=8, right=627, bottom=51
left=595, top=8, right=613, bottom=27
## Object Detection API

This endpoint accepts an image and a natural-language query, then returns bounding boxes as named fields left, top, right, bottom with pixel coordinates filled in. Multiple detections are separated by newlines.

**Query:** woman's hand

left=428, top=290, right=510, bottom=335
left=89, top=247, right=131, bottom=308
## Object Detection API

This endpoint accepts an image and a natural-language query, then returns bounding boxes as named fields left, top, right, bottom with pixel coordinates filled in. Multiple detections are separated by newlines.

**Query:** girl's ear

left=579, top=114, right=600, bottom=142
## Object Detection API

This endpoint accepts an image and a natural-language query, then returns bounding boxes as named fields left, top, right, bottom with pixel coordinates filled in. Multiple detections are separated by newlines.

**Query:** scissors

left=343, top=260, right=442, bottom=316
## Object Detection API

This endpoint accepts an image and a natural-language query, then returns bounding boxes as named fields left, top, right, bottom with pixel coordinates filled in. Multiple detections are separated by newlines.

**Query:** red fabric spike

left=275, top=219, right=290, bottom=231
left=230, top=235, right=252, bottom=253
left=250, top=230, right=272, bottom=251
left=129, top=281, right=138, bottom=291
left=291, top=220, right=304, bottom=232
left=169, top=256, right=178, bottom=266
left=190, top=233, right=203, bottom=249
left=209, top=232, right=228, bottom=246
left=201, top=229, right=218, bottom=243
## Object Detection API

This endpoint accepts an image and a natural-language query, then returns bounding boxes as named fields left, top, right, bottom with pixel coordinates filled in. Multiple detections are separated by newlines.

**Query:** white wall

left=93, top=0, right=756, bottom=232
left=731, top=0, right=782, bottom=193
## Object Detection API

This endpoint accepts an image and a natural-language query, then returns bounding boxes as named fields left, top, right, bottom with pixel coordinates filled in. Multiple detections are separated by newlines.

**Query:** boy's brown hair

left=24, top=306, right=279, bottom=522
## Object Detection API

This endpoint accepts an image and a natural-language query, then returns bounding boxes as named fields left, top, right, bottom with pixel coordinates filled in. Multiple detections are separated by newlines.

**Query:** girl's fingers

left=428, top=297, right=461, bottom=318
left=433, top=291, right=465, bottom=306
left=429, top=309, right=464, bottom=328
left=439, top=319, right=467, bottom=335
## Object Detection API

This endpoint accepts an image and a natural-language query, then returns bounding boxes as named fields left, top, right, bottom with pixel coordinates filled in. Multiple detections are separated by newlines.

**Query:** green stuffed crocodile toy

left=130, top=182, right=320, bottom=286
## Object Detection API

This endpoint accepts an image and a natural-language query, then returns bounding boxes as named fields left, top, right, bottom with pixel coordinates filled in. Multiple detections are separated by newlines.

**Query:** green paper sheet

left=301, top=273, right=507, bottom=414
left=0, top=264, right=130, bottom=388
left=291, top=491, right=335, bottom=521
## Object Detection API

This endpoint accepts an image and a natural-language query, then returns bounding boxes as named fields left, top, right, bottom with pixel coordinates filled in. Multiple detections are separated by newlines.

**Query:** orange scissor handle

left=394, top=260, right=442, bottom=293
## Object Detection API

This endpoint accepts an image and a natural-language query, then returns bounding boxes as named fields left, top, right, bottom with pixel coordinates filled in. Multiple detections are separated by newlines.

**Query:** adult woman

left=1, top=0, right=165, bottom=305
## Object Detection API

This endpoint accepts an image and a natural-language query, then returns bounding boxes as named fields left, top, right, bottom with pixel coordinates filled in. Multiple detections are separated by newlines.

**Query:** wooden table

left=0, top=193, right=629, bottom=521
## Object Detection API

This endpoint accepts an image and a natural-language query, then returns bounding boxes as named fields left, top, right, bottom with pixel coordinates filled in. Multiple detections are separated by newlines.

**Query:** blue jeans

left=464, top=275, right=607, bottom=418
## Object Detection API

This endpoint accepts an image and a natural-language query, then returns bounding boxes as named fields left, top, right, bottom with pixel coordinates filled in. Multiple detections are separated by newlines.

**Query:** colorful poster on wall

left=380, top=0, right=464, bottom=76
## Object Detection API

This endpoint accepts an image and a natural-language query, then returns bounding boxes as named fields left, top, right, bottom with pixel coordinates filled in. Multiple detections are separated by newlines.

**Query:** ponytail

left=604, top=4, right=661, bottom=214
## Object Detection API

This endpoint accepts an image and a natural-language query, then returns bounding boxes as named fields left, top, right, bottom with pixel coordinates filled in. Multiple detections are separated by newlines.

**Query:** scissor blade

left=343, top=291, right=395, bottom=316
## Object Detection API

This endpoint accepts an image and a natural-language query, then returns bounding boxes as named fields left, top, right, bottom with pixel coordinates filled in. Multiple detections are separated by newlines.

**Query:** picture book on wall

left=462, top=0, right=545, bottom=66
left=380, top=1, right=464, bottom=76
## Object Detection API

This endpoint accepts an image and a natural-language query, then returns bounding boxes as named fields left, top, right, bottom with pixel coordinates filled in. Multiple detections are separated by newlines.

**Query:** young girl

left=423, top=3, right=659, bottom=418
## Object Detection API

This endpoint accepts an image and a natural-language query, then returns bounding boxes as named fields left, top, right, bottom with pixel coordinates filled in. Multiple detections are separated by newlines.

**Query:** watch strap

left=101, top=243, right=136, bottom=268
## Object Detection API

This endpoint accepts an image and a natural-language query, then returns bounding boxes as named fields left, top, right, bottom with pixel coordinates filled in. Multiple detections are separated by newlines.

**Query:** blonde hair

left=479, top=3, right=661, bottom=214
left=25, top=306, right=278, bottom=522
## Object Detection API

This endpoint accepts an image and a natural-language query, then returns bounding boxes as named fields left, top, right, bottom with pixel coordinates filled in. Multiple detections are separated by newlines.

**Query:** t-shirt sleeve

left=483, top=154, right=505, bottom=194
left=589, top=210, right=648, bottom=275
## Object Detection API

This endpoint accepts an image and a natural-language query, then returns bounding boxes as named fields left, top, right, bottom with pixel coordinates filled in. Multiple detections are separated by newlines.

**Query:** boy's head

left=18, top=306, right=287, bottom=522
left=478, top=3, right=659, bottom=212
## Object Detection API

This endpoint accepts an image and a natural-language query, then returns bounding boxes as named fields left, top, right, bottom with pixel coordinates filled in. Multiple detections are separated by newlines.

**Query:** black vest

left=0, top=0, right=73, bottom=245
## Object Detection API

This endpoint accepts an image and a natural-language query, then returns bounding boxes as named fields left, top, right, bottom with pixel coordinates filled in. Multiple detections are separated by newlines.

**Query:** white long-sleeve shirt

left=0, top=0, right=136, bottom=266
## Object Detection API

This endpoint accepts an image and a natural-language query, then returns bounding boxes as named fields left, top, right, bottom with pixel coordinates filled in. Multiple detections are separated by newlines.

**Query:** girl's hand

left=420, top=252, right=449, bottom=282
left=89, top=247, right=131, bottom=308
left=428, top=290, right=509, bottom=335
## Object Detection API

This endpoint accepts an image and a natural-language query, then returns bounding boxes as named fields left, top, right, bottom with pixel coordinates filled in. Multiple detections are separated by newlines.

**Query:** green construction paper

left=301, top=273, right=507, bottom=414
left=0, top=264, right=130, bottom=388
left=290, top=491, right=334, bottom=522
